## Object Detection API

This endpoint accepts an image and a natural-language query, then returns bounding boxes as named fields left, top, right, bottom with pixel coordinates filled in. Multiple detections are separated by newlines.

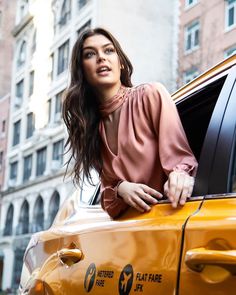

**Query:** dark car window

left=176, top=76, right=227, bottom=161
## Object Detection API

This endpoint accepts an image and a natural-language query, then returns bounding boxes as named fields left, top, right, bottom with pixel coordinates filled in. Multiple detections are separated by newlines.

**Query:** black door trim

left=194, top=66, right=236, bottom=195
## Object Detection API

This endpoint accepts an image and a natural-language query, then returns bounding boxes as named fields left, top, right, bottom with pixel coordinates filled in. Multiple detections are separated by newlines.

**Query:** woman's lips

left=96, top=66, right=111, bottom=73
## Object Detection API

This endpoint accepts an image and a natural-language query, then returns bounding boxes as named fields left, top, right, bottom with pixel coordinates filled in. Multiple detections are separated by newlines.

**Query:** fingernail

left=180, top=199, right=185, bottom=205
left=172, top=202, right=177, bottom=208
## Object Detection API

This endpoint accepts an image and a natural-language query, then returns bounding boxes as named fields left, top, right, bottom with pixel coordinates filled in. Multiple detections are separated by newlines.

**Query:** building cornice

left=12, top=13, right=33, bottom=37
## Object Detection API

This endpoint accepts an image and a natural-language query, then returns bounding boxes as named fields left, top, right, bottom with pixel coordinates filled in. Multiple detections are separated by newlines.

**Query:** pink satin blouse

left=99, top=82, right=198, bottom=218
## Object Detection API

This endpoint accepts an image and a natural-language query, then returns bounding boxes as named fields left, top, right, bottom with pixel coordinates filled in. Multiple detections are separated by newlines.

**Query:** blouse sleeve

left=143, top=82, right=198, bottom=176
left=100, top=175, right=128, bottom=219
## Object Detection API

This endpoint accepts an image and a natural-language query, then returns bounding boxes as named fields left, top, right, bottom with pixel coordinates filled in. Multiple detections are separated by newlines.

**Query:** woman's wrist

left=117, top=180, right=125, bottom=198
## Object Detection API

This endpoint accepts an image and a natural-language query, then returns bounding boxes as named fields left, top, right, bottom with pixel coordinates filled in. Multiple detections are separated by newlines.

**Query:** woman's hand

left=164, top=171, right=195, bottom=208
left=117, top=181, right=163, bottom=213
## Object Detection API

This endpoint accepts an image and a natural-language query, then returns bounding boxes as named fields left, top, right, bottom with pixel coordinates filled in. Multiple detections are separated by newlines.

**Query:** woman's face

left=82, top=34, right=122, bottom=91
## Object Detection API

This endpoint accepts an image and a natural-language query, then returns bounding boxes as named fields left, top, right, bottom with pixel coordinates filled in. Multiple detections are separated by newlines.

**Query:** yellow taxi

left=19, top=55, right=236, bottom=295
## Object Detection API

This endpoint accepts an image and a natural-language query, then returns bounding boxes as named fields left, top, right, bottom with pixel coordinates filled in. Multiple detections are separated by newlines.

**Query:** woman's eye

left=84, top=51, right=95, bottom=59
left=105, top=47, right=115, bottom=54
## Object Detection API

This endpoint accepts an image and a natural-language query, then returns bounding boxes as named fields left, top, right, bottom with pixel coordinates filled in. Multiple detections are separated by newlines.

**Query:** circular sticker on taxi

left=118, top=264, right=134, bottom=295
left=84, top=263, right=96, bottom=292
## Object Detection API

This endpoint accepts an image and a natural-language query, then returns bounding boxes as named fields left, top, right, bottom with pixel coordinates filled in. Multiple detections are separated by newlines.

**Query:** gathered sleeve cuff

left=143, top=82, right=198, bottom=177
left=100, top=178, right=128, bottom=219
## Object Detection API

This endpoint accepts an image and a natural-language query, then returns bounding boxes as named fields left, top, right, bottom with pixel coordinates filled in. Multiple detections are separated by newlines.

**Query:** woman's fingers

left=179, top=176, right=194, bottom=205
left=131, top=195, right=151, bottom=212
left=128, top=197, right=149, bottom=213
left=141, top=184, right=163, bottom=199
left=164, top=172, right=195, bottom=208
left=117, top=181, right=162, bottom=212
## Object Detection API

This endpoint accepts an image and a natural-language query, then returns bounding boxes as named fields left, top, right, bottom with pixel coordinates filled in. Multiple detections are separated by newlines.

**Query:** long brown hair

left=62, top=27, right=133, bottom=185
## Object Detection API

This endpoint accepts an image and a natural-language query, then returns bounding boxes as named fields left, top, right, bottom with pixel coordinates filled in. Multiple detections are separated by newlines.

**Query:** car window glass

left=80, top=169, right=100, bottom=205
left=177, top=76, right=227, bottom=161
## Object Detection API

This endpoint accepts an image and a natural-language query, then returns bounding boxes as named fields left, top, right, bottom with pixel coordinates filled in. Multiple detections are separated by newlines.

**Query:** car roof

left=172, top=54, right=236, bottom=102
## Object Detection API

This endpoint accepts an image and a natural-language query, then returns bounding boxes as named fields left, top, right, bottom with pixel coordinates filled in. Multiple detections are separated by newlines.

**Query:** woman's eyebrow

left=83, top=42, right=113, bottom=51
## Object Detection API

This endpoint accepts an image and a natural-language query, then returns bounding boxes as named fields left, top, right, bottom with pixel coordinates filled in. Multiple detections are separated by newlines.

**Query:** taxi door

left=56, top=199, right=203, bottom=295
left=178, top=196, right=236, bottom=295
left=178, top=65, right=236, bottom=295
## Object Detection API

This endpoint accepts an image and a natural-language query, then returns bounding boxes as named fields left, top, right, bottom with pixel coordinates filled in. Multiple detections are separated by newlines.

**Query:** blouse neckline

left=99, top=85, right=128, bottom=117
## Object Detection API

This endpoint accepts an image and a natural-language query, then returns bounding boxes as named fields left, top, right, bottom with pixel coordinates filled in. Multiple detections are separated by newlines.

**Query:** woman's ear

left=120, top=64, right=124, bottom=70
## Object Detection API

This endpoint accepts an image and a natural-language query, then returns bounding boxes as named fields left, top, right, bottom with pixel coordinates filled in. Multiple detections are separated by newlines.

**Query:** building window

left=19, top=0, right=29, bottom=20
left=10, top=161, right=18, bottom=181
left=59, top=0, right=71, bottom=27
left=57, top=40, right=69, bottom=75
left=12, top=249, right=25, bottom=290
left=32, top=196, right=44, bottom=232
left=77, top=20, right=91, bottom=36
left=15, top=79, right=24, bottom=107
left=52, top=139, right=64, bottom=169
left=78, top=0, right=90, bottom=9
left=3, top=204, right=14, bottom=236
left=2, top=120, right=6, bottom=133
left=47, top=98, right=52, bottom=123
left=183, top=69, right=199, bottom=84
left=226, top=0, right=236, bottom=29
left=0, top=151, right=3, bottom=170
left=185, top=20, right=200, bottom=53
left=225, top=45, right=236, bottom=57
left=13, top=120, right=21, bottom=146
left=49, top=53, right=54, bottom=81
left=31, top=30, right=36, bottom=55
left=23, top=154, right=32, bottom=182
left=17, top=200, right=29, bottom=235
left=17, top=40, right=27, bottom=68
left=26, top=112, right=35, bottom=138
left=48, top=192, right=60, bottom=227
left=29, top=71, right=34, bottom=96
left=185, top=0, right=198, bottom=8
left=36, top=147, right=46, bottom=176
left=55, top=91, right=63, bottom=122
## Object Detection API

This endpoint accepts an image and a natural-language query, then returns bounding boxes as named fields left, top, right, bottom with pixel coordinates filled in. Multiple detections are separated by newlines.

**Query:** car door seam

left=175, top=198, right=205, bottom=295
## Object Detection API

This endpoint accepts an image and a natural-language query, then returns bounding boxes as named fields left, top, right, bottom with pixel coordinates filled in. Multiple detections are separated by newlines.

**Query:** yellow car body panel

left=21, top=200, right=203, bottom=294
left=179, top=196, right=236, bottom=295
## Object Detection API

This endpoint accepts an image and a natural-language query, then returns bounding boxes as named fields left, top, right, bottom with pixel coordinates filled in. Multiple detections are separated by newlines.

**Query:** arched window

left=48, top=191, right=60, bottom=227
left=17, top=200, right=29, bottom=235
left=17, top=41, right=27, bottom=68
left=59, top=0, right=71, bottom=27
left=3, top=204, right=14, bottom=236
left=32, top=196, right=44, bottom=233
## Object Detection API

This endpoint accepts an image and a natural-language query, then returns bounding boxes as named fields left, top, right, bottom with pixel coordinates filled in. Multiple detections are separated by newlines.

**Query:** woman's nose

left=97, top=52, right=106, bottom=62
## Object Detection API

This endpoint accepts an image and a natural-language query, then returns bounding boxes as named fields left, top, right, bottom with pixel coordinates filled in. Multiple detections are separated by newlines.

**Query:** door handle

left=58, top=248, right=83, bottom=267
left=185, top=247, right=236, bottom=275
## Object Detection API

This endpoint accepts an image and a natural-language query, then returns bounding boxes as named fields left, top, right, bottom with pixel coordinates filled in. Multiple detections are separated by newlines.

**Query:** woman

left=63, top=27, right=198, bottom=218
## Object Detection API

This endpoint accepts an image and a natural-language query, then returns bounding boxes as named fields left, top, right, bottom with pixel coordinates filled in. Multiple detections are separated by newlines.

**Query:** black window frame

left=177, top=65, right=236, bottom=196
